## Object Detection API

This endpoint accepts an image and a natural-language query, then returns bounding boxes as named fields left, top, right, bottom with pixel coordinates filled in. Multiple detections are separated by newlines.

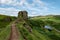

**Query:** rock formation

left=18, top=11, right=28, bottom=20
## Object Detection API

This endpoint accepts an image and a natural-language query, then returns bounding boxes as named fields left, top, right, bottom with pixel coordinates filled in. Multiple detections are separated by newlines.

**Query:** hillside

left=0, top=11, right=60, bottom=40
left=0, top=15, right=17, bottom=40
left=28, top=15, right=60, bottom=40
left=0, top=15, right=16, bottom=31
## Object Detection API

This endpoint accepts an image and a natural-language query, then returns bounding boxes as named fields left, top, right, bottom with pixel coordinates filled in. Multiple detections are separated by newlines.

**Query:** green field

left=0, top=15, right=60, bottom=40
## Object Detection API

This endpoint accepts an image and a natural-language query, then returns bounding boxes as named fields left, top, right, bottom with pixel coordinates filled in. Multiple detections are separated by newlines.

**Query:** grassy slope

left=16, top=15, right=60, bottom=40
left=0, top=15, right=16, bottom=40
left=30, top=15, right=60, bottom=30
left=28, top=15, right=60, bottom=40
left=0, top=15, right=16, bottom=30
left=0, top=15, right=60, bottom=40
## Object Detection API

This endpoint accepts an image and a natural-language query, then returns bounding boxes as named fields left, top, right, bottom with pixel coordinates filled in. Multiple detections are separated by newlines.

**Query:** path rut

left=9, top=23, right=19, bottom=40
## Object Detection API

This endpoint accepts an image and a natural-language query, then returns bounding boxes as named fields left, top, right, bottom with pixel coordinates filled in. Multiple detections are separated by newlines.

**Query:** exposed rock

left=44, top=25, right=52, bottom=31
left=23, top=23, right=32, bottom=33
left=18, top=11, right=28, bottom=20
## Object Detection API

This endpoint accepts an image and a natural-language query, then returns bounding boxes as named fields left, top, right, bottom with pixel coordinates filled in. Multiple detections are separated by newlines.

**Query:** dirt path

left=9, top=23, right=19, bottom=40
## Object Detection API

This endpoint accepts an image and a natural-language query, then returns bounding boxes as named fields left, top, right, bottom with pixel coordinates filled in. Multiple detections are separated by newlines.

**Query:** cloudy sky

left=0, top=0, right=60, bottom=16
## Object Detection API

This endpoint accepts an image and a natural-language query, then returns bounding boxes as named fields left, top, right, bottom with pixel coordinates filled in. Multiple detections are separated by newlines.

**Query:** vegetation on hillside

left=0, top=15, right=17, bottom=40
left=0, top=15, right=60, bottom=40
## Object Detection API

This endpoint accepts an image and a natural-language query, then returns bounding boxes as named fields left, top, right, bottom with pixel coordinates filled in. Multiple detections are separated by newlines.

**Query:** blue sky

left=0, top=0, right=60, bottom=16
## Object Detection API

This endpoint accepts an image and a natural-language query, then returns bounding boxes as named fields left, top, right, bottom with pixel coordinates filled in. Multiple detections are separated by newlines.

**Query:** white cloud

left=0, top=7, right=20, bottom=16
left=0, top=0, right=26, bottom=6
left=0, top=0, right=55, bottom=16
left=33, top=0, right=45, bottom=6
left=0, top=0, right=13, bottom=4
left=0, top=7, right=20, bottom=13
left=19, top=0, right=25, bottom=5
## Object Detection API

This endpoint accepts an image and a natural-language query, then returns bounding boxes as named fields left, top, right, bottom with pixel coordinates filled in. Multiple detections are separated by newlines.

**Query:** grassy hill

left=28, top=15, right=60, bottom=40
left=0, top=15, right=17, bottom=40
left=0, top=15, right=16, bottom=30
left=30, top=15, right=60, bottom=30
left=0, top=14, right=60, bottom=40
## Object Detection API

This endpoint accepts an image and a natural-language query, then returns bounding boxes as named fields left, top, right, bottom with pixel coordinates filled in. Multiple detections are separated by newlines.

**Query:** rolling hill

left=0, top=11, right=60, bottom=40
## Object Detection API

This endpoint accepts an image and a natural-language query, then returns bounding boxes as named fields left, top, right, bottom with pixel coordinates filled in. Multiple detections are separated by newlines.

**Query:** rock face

left=18, top=11, right=28, bottom=20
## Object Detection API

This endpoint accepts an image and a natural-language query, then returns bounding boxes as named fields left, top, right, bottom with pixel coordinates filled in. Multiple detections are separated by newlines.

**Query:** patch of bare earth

left=9, top=23, right=19, bottom=40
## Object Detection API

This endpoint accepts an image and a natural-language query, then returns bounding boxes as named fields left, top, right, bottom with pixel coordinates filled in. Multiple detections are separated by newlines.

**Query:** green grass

left=29, top=15, right=60, bottom=40
left=0, top=25, right=11, bottom=40
left=0, top=15, right=16, bottom=32
left=0, top=15, right=60, bottom=40
left=0, top=15, right=16, bottom=40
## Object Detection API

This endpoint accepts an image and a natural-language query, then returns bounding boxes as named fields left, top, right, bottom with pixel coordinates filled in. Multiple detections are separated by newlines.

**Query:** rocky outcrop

left=18, top=11, right=28, bottom=20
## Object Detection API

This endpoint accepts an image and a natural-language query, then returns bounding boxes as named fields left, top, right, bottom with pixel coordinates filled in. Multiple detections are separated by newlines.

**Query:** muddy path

left=8, top=23, right=19, bottom=40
